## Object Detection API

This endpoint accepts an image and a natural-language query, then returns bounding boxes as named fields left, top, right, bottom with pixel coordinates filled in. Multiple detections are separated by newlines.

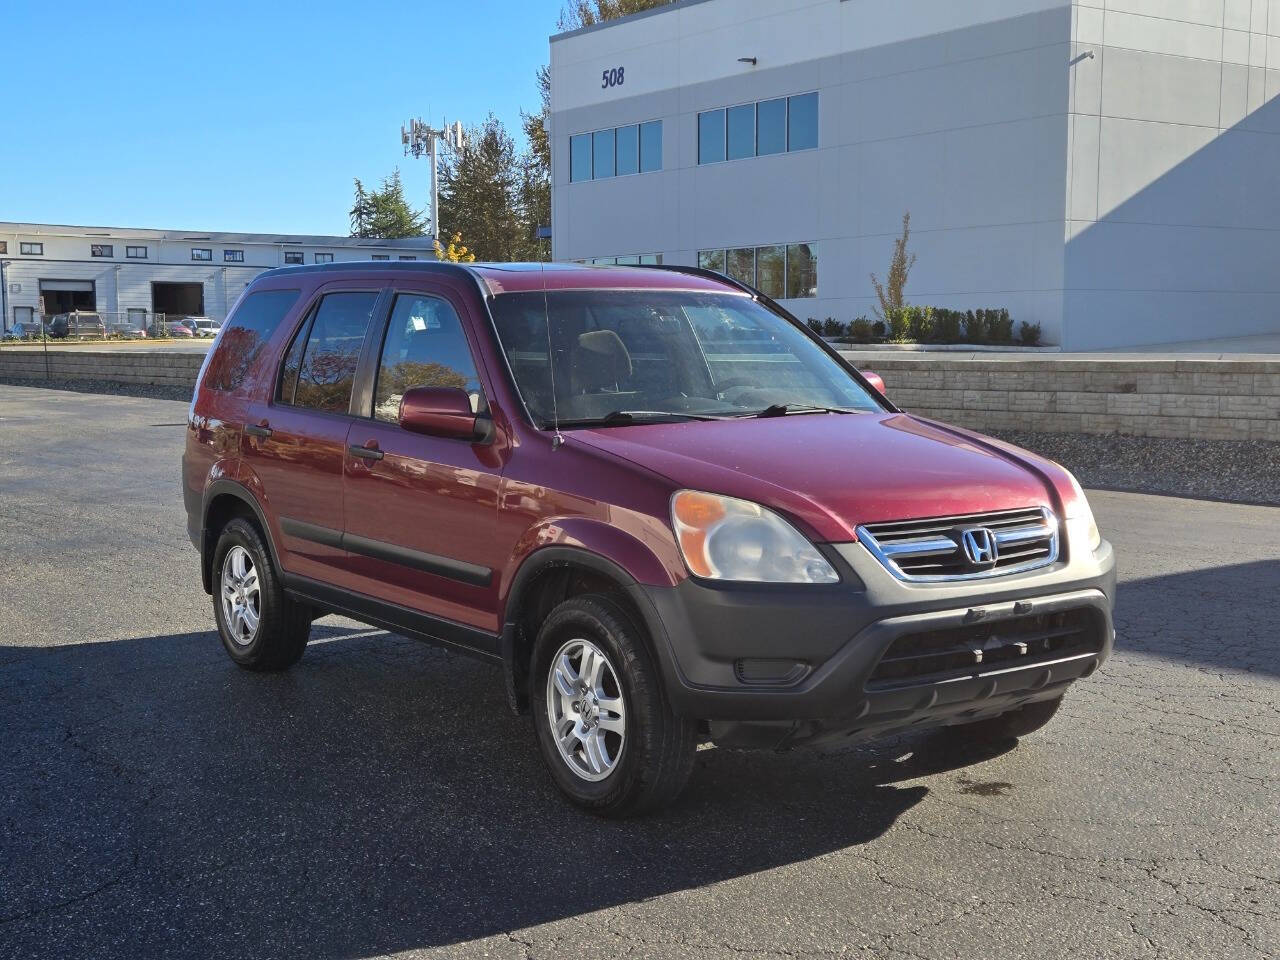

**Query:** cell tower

left=401, top=118, right=466, bottom=243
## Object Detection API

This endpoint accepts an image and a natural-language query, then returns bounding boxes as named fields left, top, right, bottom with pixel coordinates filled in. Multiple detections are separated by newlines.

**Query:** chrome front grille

left=857, top=507, right=1059, bottom=582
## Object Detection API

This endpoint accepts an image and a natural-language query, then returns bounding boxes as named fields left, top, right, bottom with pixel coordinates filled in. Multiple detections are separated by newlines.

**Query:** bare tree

left=870, top=212, right=918, bottom=321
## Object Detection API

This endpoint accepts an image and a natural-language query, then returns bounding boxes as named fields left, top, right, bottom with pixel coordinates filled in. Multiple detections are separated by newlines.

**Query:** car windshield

left=489, top=289, right=882, bottom=427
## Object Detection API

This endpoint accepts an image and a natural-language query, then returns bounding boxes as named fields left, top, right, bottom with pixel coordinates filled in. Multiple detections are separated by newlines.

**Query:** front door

left=240, top=286, right=383, bottom=584
left=341, top=288, right=504, bottom=636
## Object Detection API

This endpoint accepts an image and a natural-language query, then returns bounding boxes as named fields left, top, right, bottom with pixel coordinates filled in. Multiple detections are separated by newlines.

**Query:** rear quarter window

left=202, top=290, right=301, bottom=393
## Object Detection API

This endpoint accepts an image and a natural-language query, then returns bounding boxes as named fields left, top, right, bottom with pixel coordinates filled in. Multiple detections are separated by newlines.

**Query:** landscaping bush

left=1018, top=321, right=1042, bottom=346
left=934, top=308, right=962, bottom=342
left=987, top=308, right=1013, bottom=343
left=906, top=305, right=934, bottom=342
left=848, top=316, right=873, bottom=343
left=871, top=319, right=886, bottom=339
left=887, top=307, right=911, bottom=342
left=822, top=317, right=846, bottom=338
left=806, top=318, right=823, bottom=336
left=963, top=310, right=984, bottom=342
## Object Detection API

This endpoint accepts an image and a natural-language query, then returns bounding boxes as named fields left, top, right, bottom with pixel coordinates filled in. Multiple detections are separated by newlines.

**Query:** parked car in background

left=186, top=317, right=222, bottom=338
left=4, top=320, right=45, bottom=340
left=184, top=261, right=1115, bottom=817
left=108, top=322, right=148, bottom=339
left=167, top=322, right=194, bottom=338
left=49, top=312, right=106, bottom=339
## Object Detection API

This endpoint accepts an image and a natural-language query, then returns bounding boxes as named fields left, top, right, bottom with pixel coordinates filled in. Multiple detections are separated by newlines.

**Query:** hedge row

left=807, top=309, right=1042, bottom=346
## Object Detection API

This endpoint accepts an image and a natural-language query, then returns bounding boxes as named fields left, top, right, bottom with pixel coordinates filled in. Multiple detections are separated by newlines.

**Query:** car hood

left=570, top=412, right=1062, bottom=542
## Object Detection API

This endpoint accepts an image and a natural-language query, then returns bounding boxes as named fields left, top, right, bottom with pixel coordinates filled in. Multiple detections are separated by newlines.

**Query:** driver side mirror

left=399, top=386, right=488, bottom=441
left=861, top=370, right=887, bottom=397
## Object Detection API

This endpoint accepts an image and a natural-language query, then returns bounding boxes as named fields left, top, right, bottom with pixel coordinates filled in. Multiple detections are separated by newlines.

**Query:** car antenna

left=541, top=260, right=565, bottom=450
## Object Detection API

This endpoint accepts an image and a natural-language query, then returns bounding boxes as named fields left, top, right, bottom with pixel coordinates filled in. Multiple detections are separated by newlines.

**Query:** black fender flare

left=199, top=480, right=283, bottom=594
left=499, top=546, right=684, bottom=716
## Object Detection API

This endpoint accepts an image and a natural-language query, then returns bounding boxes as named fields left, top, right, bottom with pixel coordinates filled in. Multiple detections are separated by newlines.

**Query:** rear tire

left=212, top=518, right=311, bottom=671
left=530, top=594, right=696, bottom=817
left=949, top=695, right=1064, bottom=743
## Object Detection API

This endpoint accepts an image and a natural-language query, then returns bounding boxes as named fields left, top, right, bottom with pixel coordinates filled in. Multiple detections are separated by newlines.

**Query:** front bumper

left=628, top=537, right=1116, bottom=748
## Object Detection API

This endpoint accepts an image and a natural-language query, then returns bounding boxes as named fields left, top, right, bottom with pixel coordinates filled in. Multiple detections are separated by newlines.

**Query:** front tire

left=530, top=595, right=696, bottom=817
left=212, top=518, right=311, bottom=671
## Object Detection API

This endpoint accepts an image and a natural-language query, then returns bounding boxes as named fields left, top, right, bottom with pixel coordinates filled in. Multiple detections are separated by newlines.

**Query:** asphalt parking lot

left=1, top=383, right=1276, bottom=960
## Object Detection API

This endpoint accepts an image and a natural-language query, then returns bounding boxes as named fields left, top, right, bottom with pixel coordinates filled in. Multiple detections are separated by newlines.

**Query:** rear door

left=340, top=285, right=504, bottom=639
left=240, top=285, right=384, bottom=584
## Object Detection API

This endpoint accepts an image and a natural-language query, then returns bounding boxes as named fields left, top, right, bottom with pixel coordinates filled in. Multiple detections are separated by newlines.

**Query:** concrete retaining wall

left=841, top=353, right=1280, bottom=442
left=0, top=349, right=204, bottom=390
left=3, top=348, right=1277, bottom=443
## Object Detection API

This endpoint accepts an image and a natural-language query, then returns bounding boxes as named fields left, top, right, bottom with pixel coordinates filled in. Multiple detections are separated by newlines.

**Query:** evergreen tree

left=349, top=169, right=428, bottom=239
left=439, top=115, right=531, bottom=262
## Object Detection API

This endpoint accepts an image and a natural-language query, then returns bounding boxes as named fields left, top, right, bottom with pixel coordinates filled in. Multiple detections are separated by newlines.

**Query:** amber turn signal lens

left=672, top=490, right=726, bottom=528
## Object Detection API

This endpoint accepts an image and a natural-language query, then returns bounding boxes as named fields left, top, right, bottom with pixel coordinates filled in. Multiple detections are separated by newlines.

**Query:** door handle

left=245, top=423, right=273, bottom=439
left=348, top=444, right=384, bottom=461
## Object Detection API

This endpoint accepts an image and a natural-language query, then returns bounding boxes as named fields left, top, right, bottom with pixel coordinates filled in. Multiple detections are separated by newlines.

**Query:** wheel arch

left=200, top=480, right=282, bottom=595
left=499, top=546, right=681, bottom=716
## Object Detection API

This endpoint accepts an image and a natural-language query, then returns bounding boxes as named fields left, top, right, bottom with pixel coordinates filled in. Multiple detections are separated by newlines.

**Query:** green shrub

left=822, top=317, right=846, bottom=338
left=963, top=310, right=984, bottom=342
left=848, top=316, right=873, bottom=343
left=871, top=319, right=886, bottom=339
left=987, top=308, right=1013, bottom=343
left=905, top=305, right=933, bottom=341
left=1018, top=321, right=1042, bottom=346
left=887, top=307, right=911, bottom=342
left=934, top=308, right=962, bottom=342
left=806, top=318, right=823, bottom=335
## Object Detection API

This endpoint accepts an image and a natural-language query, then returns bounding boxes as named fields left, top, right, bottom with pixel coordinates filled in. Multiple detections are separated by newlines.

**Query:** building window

left=398, top=255, right=417, bottom=261
left=126, top=245, right=147, bottom=259
left=698, top=110, right=726, bottom=164
left=91, top=244, right=114, bottom=258
left=20, top=242, right=43, bottom=256
left=698, top=242, right=818, bottom=298
left=314, top=253, right=334, bottom=264
left=571, top=120, right=662, bottom=182
left=372, top=254, right=390, bottom=261
left=284, top=251, right=304, bottom=264
left=699, top=93, right=818, bottom=164
left=224, top=249, right=244, bottom=262
left=0, top=241, right=7, bottom=254
left=589, top=253, right=662, bottom=265
left=192, top=248, right=212, bottom=261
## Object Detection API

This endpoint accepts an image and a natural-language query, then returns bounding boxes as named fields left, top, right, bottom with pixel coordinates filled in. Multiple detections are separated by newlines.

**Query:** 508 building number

left=601, top=66, right=625, bottom=89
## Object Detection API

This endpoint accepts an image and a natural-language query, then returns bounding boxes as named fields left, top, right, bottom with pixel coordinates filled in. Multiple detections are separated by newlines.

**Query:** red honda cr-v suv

left=184, top=261, right=1115, bottom=816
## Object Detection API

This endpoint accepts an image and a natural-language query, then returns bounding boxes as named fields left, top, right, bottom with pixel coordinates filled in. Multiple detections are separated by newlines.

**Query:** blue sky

left=0, top=1, right=561, bottom=235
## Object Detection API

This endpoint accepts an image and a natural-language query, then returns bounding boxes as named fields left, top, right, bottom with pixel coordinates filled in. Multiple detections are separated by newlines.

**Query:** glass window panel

left=757, top=98, right=787, bottom=156
left=592, top=128, right=615, bottom=178
left=570, top=134, right=593, bottom=182
left=204, top=290, right=301, bottom=393
left=755, top=246, right=785, bottom=298
left=727, top=247, right=756, bottom=286
left=639, top=120, right=662, bottom=172
left=698, top=110, right=726, bottom=164
left=726, top=103, right=755, bottom=160
left=615, top=124, right=639, bottom=175
left=788, top=92, right=819, bottom=151
left=698, top=249, right=726, bottom=273
left=373, top=295, right=484, bottom=422
left=639, top=253, right=663, bottom=265
left=615, top=255, right=641, bottom=265
left=292, top=292, right=379, bottom=413
left=786, top=243, right=819, bottom=298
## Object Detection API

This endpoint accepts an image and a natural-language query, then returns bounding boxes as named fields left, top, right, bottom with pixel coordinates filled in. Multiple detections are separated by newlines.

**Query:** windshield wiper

left=552, top=410, right=727, bottom=429
left=752, top=404, right=860, bottom=418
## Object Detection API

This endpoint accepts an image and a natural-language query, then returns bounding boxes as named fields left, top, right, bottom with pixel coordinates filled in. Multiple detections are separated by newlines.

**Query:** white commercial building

left=549, top=0, right=1280, bottom=349
left=0, top=222, right=433, bottom=333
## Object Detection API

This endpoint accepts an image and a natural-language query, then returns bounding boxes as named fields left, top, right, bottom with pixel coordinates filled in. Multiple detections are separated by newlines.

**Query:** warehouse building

left=548, top=0, right=1280, bottom=349
left=0, top=223, right=432, bottom=334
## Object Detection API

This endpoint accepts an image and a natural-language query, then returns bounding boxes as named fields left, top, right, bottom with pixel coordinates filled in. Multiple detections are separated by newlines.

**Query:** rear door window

left=279, top=291, right=379, bottom=413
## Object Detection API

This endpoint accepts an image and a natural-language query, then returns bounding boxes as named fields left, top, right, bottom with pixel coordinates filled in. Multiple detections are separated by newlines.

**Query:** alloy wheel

left=220, top=545, right=261, bottom=646
left=545, top=638, right=627, bottom=782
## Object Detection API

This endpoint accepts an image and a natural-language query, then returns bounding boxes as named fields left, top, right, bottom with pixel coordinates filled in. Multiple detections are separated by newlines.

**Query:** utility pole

left=402, top=118, right=466, bottom=242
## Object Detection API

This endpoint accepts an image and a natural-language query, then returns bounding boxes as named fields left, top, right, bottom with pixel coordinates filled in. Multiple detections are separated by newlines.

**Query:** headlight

left=671, top=490, right=839, bottom=583
left=1063, top=471, right=1102, bottom=553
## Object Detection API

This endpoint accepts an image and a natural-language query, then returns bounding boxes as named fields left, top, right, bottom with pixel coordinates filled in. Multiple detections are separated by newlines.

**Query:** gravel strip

left=994, top=430, right=1280, bottom=506
left=0, top=375, right=194, bottom=403
left=5, top=377, right=1275, bottom=506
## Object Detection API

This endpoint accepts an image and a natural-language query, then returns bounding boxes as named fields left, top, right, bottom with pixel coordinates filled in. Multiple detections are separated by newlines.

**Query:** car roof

left=252, top=260, right=743, bottom=297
